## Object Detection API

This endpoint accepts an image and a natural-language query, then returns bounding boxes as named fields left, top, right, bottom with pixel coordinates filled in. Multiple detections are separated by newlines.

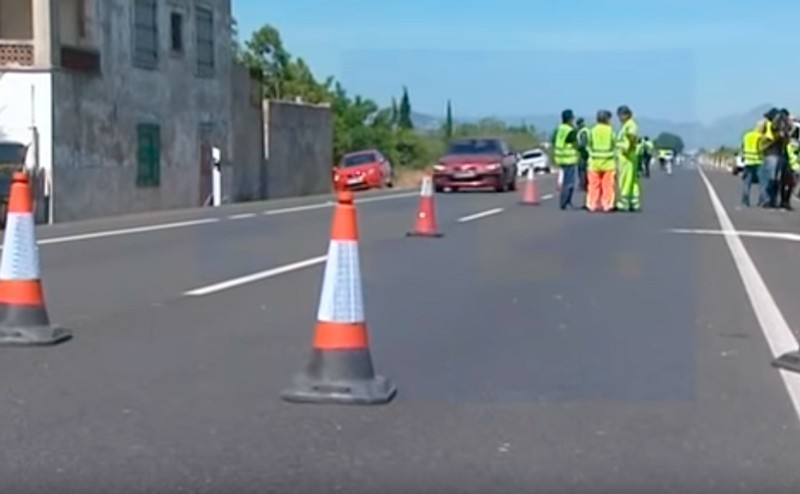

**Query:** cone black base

left=281, top=349, right=397, bottom=405
left=406, top=231, right=444, bottom=238
left=520, top=201, right=540, bottom=206
left=0, top=305, right=72, bottom=346
left=773, top=350, right=800, bottom=374
left=0, top=325, right=72, bottom=346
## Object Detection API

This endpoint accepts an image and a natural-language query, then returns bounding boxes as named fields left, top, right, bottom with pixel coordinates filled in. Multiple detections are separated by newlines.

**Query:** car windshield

left=341, top=152, right=377, bottom=167
left=522, top=151, right=543, bottom=159
left=0, top=142, right=27, bottom=165
left=446, top=139, right=503, bottom=155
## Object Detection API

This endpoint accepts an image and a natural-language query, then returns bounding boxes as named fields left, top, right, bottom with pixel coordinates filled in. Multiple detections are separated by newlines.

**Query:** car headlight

left=333, top=174, right=340, bottom=181
left=486, top=163, right=501, bottom=171
left=433, top=165, right=445, bottom=171
left=368, top=168, right=376, bottom=174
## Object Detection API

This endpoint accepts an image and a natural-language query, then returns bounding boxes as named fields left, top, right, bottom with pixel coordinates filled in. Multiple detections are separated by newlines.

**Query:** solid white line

left=228, top=213, right=257, bottom=220
left=36, top=218, right=220, bottom=246
left=457, top=208, right=504, bottom=223
left=183, top=255, right=328, bottom=296
left=670, top=228, right=800, bottom=242
left=697, top=166, right=800, bottom=420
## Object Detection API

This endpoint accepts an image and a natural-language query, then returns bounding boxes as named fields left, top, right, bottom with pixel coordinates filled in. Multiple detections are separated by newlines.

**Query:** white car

left=517, top=148, right=550, bottom=176
left=731, top=153, right=744, bottom=176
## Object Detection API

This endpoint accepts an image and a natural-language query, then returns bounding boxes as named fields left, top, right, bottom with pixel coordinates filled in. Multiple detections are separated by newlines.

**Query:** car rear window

left=446, top=139, right=503, bottom=155
left=341, top=153, right=377, bottom=167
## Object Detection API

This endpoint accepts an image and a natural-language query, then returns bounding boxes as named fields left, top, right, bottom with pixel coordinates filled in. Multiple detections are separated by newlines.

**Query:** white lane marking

left=264, top=202, right=333, bottom=215
left=228, top=213, right=257, bottom=220
left=698, top=166, right=800, bottom=420
left=670, top=228, right=800, bottom=242
left=355, top=191, right=418, bottom=203
left=457, top=208, right=504, bottom=223
left=262, top=192, right=416, bottom=216
left=5, top=191, right=414, bottom=248
left=183, top=255, right=328, bottom=296
left=542, top=194, right=554, bottom=200
left=36, top=218, right=220, bottom=246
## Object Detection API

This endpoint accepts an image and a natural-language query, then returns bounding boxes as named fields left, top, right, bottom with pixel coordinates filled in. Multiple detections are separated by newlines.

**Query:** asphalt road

left=2, top=169, right=800, bottom=493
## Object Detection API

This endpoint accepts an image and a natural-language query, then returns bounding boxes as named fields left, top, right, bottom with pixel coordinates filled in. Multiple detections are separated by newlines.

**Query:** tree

left=398, top=87, right=413, bottom=130
left=654, top=132, right=685, bottom=154
left=444, top=100, right=453, bottom=139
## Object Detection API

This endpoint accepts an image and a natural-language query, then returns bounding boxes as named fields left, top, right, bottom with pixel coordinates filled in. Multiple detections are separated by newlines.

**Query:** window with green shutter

left=136, top=123, right=161, bottom=187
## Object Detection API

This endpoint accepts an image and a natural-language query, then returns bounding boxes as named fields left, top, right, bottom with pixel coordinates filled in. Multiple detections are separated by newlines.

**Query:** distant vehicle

left=432, top=137, right=518, bottom=193
left=332, top=149, right=394, bottom=191
left=516, top=147, right=551, bottom=176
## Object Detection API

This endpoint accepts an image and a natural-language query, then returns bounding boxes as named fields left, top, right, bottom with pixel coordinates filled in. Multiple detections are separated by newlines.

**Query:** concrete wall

left=51, top=0, right=233, bottom=222
left=229, top=63, right=264, bottom=202
left=263, top=99, right=333, bottom=200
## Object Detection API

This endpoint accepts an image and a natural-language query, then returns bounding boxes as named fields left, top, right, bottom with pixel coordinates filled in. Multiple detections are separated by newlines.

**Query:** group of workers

left=551, top=106, right=668, bottom=213
left=740, top=107, right=800, bottom=210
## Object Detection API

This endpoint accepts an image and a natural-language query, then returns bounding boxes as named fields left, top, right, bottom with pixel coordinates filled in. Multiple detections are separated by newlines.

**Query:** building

left=0, top=0, right=235, bottom=222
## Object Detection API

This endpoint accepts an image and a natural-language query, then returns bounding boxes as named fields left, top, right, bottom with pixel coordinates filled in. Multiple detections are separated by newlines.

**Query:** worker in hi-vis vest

left=740, top=124, right=763, bottom=207
left=585, top=109, right=616, bottom=212
left=551, top=109, right=579, bottom=209
left=615, top=105, right=641, bottom=211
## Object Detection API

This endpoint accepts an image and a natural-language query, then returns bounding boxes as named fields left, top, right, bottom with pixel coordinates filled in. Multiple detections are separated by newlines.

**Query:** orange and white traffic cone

left=520, top=167, right=540, bottom=205
left=406, top=175, right=443, bottom=238
left=282, top=189, right=397, bottom=405
left=0, top=171, right=71, bottom=346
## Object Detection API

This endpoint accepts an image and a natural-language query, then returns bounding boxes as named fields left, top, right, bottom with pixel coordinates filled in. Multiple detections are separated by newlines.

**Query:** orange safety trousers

left=586, top=170, right=616, bottom=212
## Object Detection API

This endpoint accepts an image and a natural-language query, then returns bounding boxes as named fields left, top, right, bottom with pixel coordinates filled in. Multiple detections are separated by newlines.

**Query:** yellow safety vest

left=741, top=130, right=762, bottom=165
left=554, top=123, right=579, bottom=165
left=588, top=124, right=615, bottom=171
left=788, top=142, right=800, bottom=171
left=616, top=119, right=639, bottom=161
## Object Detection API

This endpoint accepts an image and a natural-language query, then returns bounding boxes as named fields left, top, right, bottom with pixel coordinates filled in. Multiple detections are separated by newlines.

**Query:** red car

left=333, top=149, right=394, bottom=191
left=433, top=137, right=518, bottom=192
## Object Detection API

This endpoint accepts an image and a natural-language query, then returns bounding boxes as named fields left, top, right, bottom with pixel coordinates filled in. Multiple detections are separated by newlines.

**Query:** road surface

left=1, top=168, right=800, bottom=493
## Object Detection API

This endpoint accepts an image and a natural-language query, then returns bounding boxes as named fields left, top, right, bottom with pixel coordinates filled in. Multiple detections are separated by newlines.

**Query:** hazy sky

left=233, top=0, right=798, bottom=123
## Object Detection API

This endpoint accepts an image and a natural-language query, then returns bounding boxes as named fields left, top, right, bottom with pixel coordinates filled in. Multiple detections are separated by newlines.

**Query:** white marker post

left=211, top=146, right=222, bottom=207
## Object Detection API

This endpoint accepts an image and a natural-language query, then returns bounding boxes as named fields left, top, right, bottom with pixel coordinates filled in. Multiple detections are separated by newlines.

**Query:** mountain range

left=411, top=104, right=775, bottom=150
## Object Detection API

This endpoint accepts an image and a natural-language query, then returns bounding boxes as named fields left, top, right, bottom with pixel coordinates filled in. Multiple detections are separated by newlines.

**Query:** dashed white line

left=264, top=202, right=334, bottom=215
left=184, top=255, right=328, bottom=296
left=457, top=208, right=504, bottom=223
left=228, top=213, right=257, bottom=220
left=698, top=166, right=800, bottom=421
left=542, top=194, right=554, bottom=200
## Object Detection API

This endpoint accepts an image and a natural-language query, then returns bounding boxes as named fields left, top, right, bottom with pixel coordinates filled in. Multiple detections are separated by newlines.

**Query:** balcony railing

left=0, top=40, right=34, bottom=67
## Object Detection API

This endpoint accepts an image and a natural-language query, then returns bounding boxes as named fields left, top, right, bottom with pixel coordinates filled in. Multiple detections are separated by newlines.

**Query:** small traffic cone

left=520, top=167, right=540, bottom=205
left=406, top=175, right=443, bottom=238
left=282, top=190, right=397, bottom=405
left=0, top=171, right=71, bottom=346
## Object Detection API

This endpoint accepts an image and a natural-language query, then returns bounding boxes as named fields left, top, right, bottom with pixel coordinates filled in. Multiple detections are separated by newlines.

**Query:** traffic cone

left=0, top=171, right=71, bottom=346
left=520, top=167, right=540, bottom=205
left=281, top=189, right=397, bottom=405
left=406, top=175, right=443, bottom=238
